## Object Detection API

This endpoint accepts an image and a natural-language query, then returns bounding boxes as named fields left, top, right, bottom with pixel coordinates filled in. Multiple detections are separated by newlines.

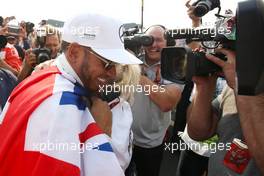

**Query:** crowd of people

left=0, top=0, right=263, bottom=176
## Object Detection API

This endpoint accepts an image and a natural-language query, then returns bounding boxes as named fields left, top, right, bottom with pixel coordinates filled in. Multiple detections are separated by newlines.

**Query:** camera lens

left=192, top=0, right=218, bottom=17
left=38, top=53, right=50, bottom=64
left=194, top=4, right=209, bottom=17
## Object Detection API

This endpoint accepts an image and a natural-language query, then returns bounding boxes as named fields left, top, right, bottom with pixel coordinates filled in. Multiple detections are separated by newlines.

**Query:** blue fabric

left=94, top=142, right=113, bottom=152
left=59, top=84, right=89, bottom=110
left=59, top=91, right=86, bottom=110
left=0, top=69, right=17, bottom=108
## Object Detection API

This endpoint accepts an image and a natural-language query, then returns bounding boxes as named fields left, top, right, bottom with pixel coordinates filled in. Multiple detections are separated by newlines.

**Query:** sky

left=1, top=0, right=242, bottom=29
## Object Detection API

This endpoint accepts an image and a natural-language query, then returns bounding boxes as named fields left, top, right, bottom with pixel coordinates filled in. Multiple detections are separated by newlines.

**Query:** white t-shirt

left=110, top=98, right=133, bottom=171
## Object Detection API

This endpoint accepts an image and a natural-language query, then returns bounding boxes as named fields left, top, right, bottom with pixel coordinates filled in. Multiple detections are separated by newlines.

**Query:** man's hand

left=90, top=97, right=112, bottom=137
left=17, top=49, right=37, bottom=82
left=0, top=26, right=8, bottom=35
left=206, top=48, right=236, bottom=89
left=19, top=26, right=27, bottom=39
left=186, top=0, right=202, bottom=27
left=192, top=47, right=218, bottom=89
left=24, top=49, right=37, bottom=70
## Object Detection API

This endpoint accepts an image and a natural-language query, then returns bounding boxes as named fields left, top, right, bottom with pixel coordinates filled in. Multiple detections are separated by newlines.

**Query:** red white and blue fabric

left=0, top=66, right=124, bottom=176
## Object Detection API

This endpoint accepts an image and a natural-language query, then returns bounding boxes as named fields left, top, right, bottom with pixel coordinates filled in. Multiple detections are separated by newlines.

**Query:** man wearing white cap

left=0, top=13, right=142, bottom=176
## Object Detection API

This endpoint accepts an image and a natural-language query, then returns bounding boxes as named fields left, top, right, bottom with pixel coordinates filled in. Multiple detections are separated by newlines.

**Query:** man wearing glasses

left=0, top=13, right=142, bottom=176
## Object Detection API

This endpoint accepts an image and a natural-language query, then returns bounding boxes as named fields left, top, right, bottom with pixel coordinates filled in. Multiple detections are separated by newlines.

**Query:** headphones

left=144, top=25, right=176, bottom=47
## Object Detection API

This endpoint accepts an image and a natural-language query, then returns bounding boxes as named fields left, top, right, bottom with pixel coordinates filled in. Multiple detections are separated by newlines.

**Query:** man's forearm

left=187, top=85, right=217, bottom=141
left=140, top=75, right=181, bottom=112
left=236, top=94, right=264, bottom=174
left=0, top=60, right=19, bottom=76
left=17, top=65, right=32, bottom=82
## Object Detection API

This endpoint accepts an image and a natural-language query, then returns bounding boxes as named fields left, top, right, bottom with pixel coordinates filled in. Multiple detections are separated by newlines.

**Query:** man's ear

left=66, top=42, right=82, bottom=63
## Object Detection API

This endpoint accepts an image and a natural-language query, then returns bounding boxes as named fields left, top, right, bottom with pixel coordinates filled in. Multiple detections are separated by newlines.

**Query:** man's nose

left=151, top=39, right=160, bottom=48
left=51, top=46, right=56, bottom=53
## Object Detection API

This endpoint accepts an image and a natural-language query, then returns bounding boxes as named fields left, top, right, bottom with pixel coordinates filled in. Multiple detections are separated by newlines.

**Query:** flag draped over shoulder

left=0, top=66, right=124, bottom=176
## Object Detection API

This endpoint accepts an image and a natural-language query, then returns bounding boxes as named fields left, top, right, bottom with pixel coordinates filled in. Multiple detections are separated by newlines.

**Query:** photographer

left=187, top=48, right=262, bottom=175
left=17, top=25, right=61, bottom=81
left=35, top=24, right=61, bottom=59
left=0, top=36, right=22, bottom=76
left=130, top=25, right=183, bottom=176
left=0, top=17, right=32, bottom=77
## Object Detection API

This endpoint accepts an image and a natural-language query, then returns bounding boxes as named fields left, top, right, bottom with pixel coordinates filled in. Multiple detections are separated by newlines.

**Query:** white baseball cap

left=62, top=13, right=142, bottom=65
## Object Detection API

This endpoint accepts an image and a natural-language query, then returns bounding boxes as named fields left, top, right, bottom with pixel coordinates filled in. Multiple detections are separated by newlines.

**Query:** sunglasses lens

left=105, top=63, right=115, bottom=70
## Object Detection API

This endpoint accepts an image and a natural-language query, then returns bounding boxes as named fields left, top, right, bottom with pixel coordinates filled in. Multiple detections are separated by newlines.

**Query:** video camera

left=161, top=0, right=264, bottom=95
left=192, top=0, right=221, bottom=17
left=120, top=23, right=154, bottom=56
left=32, top=48, right=51, bottom=65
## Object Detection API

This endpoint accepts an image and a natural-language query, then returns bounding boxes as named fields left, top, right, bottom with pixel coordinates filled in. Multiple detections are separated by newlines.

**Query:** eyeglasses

left=86, top=48, right=116, bottom=70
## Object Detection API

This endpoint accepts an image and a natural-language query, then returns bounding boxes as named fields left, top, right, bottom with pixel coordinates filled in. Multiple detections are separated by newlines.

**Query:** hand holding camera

left=24, top=49, right=37, bottom=70
left=206, top=48, right=236, bottom=89
left=186, top=0, right=202, bottom=27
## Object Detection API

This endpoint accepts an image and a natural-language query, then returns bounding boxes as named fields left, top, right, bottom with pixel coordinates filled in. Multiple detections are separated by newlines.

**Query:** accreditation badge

left=223, top=138, right=251, bottom=174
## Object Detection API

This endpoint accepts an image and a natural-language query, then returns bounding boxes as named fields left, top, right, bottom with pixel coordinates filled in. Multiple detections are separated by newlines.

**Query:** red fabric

left=3, top=45, right=22, bottom=72
left=79, top=123, right=103, bottom=144
left=0, top=67, right=80, bottom=176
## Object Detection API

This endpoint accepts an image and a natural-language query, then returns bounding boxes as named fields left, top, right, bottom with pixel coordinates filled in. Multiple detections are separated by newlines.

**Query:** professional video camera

left=120, top=23, right=154, bottom=56
left=161, top=0, right=264, bottom=95
left=32, top=48, right=51, bottom=64
left=192, top=0, right=221, bottom=17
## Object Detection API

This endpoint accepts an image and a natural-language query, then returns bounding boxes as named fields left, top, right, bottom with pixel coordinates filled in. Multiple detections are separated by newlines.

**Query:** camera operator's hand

left=154, top=66, right=161, bottom=84
left=17, top=49, right=37, bottom=82
left=24, top=49, right=37, bottom=69
left=90, top=97, right=112, bottom=137
left=192, top=47, right=217, bottom=90
left=19, top=25, right=27, bottom=39
left=140, top=64, right=148, bottom=76
left=206, top=48, right=236, bottom=89
left=140, top=64, right=161, bottom=84
left=0, top=26, right=8, bottom=35
left=186, top=0, right=202, bottom=27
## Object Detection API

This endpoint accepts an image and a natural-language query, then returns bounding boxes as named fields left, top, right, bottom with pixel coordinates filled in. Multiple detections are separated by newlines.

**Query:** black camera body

left=161, top=0, right=264, bottom=95
left=32, top=48, right=51, bottom=64
left=162, top=13, right=235, bottom=82
left=161, top=47, right=226, bottom=84
left=120, top=23, right=154, bottom=56
left=124, top=34, right=153, bottom=50
left=192, top=0, right=221, bottom=17
left=235, top=0, right=264, bottom=95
